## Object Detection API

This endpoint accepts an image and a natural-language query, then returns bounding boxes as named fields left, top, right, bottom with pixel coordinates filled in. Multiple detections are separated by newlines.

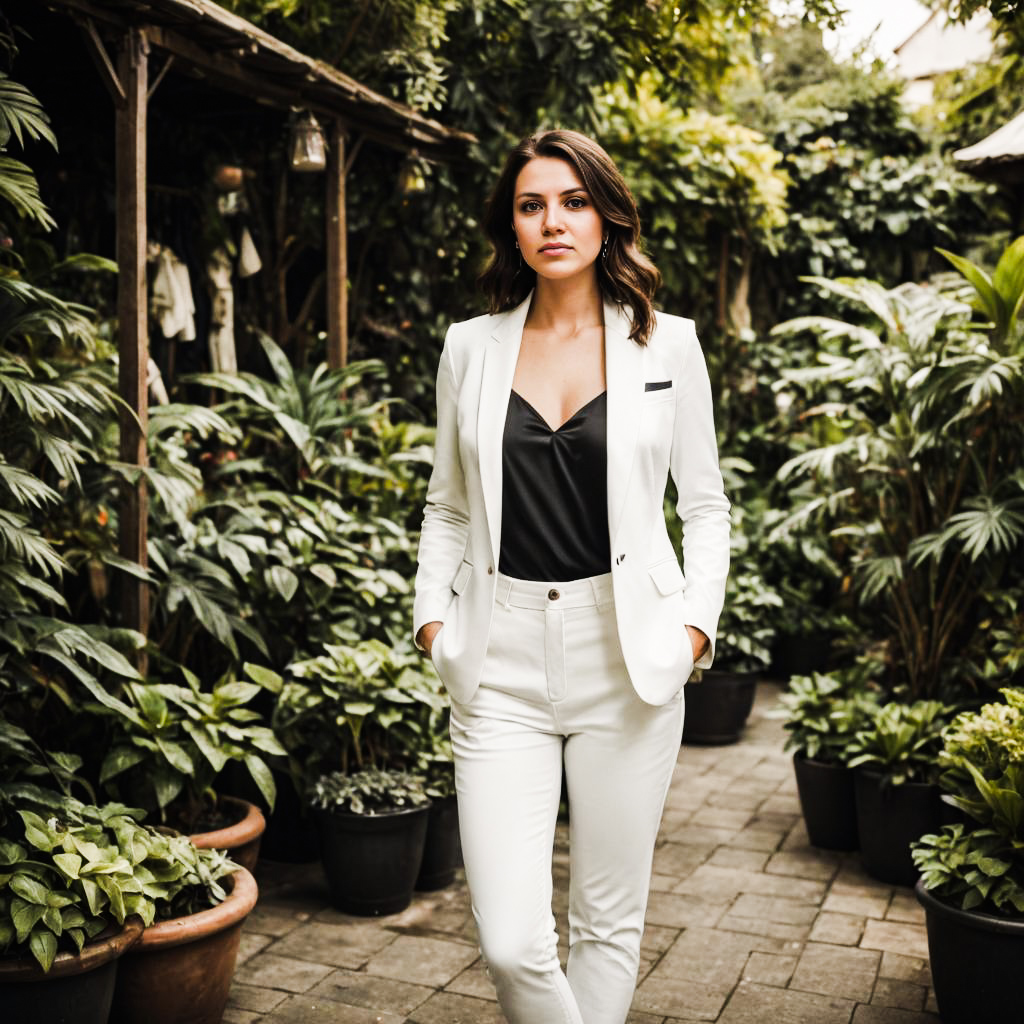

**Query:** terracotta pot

left=0, top=917, right=143, bottom=1024
left=109, top=867, right=258, bottom=1024
left=189, top=794, right=265, bottom=872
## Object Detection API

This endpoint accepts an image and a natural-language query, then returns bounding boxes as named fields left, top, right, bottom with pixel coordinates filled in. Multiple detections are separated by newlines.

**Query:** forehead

left=514, top=156, right=585, bottom=196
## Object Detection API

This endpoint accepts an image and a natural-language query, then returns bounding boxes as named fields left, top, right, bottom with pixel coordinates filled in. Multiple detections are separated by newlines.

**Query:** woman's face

left=511, top=156, right=604, bottom=283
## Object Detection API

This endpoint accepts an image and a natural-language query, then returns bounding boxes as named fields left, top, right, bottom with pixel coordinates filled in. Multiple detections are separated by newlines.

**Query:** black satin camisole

left=498, top=390, right=611, bottom=582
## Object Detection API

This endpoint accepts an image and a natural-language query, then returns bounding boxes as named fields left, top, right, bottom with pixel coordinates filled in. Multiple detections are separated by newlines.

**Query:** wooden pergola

left=42, top=0, right=473, bottom=653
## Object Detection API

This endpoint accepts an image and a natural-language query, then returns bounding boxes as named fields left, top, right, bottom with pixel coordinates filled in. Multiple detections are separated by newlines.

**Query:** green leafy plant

left=912, top=688, right=1024, bottom=915
left=89, top=664, right=286, bottom=831
left=846, top=699, right=953, bottom=787
left=776, top=671, right=881, bottom=764
left=308, top=767, right=429, bottom=817
left=0, top=786, right=237, bottom=971
left=276, top=637, right=447, bottom=790
left=771, top=238, right=1024, bottom=700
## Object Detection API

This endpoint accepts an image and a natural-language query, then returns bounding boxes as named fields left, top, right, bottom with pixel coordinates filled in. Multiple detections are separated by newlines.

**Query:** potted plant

left=776, top=671, right=880, bottom=850
left=846, top=698, right=954, bottom=885
left=911, top=688, right=1024, bottom=1024
left=87, top=664, right=286, bottom=870
left=415, top=736, right=462, bottom=892
left=280, top=637, right=446, bottom=915
left=309, top=767, right=430, bottom=916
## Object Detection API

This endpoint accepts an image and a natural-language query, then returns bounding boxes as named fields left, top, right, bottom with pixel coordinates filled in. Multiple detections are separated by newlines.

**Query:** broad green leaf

left=29, top=927, right=57, bottom=972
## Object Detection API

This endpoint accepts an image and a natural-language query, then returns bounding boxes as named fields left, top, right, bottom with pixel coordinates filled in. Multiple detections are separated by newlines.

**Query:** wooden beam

left=326, top=120, right=348, bottom=370
left=77, top=16, right=126, bottom=106
left=116, top=26, right=150, bottom=663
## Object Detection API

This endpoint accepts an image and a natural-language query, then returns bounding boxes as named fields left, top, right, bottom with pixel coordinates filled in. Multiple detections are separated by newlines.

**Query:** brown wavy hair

left=477, top=129, right=661, bottom=345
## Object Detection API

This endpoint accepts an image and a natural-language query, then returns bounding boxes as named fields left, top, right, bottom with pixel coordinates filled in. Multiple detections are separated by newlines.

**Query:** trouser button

left=547, top=589, right=560, bottom=601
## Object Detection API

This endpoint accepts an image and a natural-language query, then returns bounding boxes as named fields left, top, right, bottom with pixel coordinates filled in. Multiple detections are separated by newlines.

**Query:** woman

left=414, top=129, right=730, bottom=1023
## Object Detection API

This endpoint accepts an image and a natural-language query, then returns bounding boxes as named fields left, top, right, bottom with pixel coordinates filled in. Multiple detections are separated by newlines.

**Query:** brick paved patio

left=225, top=681, right=940, bottom=1023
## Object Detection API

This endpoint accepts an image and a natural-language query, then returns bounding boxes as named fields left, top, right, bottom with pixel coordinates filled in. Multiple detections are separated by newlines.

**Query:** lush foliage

left=846, top=700, right=954, bottom=787
left=777, top=671, right=881, bottom=763
left=770, top=237, right=1024, bottom=700
left=309, top=767, right=429, bottom=816
left=912, top=688, right=1024, bottom=915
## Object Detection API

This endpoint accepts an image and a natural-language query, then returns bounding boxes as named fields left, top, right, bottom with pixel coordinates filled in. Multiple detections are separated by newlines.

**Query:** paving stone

left=224, top=1010, right=260, bottom=1024
left=269, top=921, right=397, bottom=970
left=641, top=923, right=683, bottom=958
left=878, top=951, right=932, bottom=987
left=245, top=906, right=309, bottom=937
left=653, top=840, right=713, bottom=878
left=716, top=914, right=810, bottom=942
left=860, top=919, right=930, bottom=960
left=633, top=974, right=732, bottom=1020
left=757, top=794, right=803, bottom=816
left=652, top=871, right=682, bottom=891
left=237, top=930, right=274, bottom=965
left=228, top=983, right=290, bottom=1012
left=307, top=967, right=436, bottom=1014
left=790, top=941, right=880, bottom=1002
left=765, top=850, right=842, bottom=882
left=725, top=827, right=786, bottom=852
left=925, top=989, right=938, bottom=1014
left=850, top=1005, right=940, bottom=1023
left=408, top=991, right=507, bottom=1023
left=741, top=951, right=798, bottom=986
left=625, top=1013, right=666, bottom=1024
left=872, top=977, right=926, bottom=1011
left=885, top=892, right=925, bottom=924
left=645, top=890, right=730, bottom=928
left=235, top=953, right=335, bottom=994
left=717, top=981, right=855, bottom=1023
left=445, top=959, right=497, bottom=1001
left=675, top=865, right=825, bottom=904
left=656, top=926, right=789, bottom=988
left=263, top=993, right=404, bottom=1023
left=822, top=891, right=891, bottom=920
left=707, top=789, right=766, bottom=812
left=666, top=822, right=743, bottom=846
left=809, top=911, right=866, bottom=945
left=729, top=893, right=819, bottom=926
left=691, top=806, right=755, bottom=830
left=364, top=933, right=479, bottom=987
left=707, top=847, right=771, bottom=872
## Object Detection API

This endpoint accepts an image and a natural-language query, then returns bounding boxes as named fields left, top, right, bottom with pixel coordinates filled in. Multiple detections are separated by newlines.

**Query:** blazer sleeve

left=669, top=320, right=731, bottom=669
left=413, top=325, right=471, bottom=646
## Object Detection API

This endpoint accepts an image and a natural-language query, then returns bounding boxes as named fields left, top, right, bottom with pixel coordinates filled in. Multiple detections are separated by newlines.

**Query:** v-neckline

left=511, top=389, right=607, bottom=433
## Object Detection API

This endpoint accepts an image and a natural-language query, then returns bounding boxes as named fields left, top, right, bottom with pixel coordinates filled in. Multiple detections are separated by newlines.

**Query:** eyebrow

left=515, top=187, right=589, bottom=200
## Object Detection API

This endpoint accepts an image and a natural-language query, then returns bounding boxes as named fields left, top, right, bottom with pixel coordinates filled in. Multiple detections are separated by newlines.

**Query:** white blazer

left=413, top=293, right=731, bottom=706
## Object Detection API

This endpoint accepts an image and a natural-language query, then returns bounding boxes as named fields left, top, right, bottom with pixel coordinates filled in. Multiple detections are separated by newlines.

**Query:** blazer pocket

left=645, top=380, right=672, bottom=392
left=648, top=557, right=686, bottom=596
left=451, top=559, right=473, bottom=595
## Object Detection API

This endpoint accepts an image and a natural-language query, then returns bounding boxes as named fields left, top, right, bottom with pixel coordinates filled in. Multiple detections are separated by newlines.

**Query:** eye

left=565, top=196, right=588, bottom=209
left=519, top=200, right=542, bottom=213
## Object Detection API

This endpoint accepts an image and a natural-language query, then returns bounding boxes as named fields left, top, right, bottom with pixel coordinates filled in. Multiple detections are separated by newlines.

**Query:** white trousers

left=450, top=572, right=685, bottom=1024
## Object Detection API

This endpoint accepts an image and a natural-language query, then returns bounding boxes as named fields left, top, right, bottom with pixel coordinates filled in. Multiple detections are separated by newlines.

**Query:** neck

left=527, top=272, right=603, bottom=334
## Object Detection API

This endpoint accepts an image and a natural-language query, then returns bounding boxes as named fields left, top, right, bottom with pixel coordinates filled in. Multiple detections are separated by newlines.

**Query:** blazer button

left=487, top=566, right=493, bottom=574
left=548, top=589, right=560, bottom=601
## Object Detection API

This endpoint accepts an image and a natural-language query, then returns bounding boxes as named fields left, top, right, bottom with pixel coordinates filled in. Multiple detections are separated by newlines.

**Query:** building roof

left=954, top=109, right=1024, bottom=182
left=46, top=0, right=474, bottom=160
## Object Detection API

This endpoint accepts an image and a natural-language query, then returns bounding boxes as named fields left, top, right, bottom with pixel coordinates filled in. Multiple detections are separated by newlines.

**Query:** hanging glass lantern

left=289, top=111, right=327, bottom=172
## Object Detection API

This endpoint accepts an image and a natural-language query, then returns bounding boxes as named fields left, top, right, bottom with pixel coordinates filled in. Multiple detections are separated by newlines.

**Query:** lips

left=540, top=244, right=571, bottom=253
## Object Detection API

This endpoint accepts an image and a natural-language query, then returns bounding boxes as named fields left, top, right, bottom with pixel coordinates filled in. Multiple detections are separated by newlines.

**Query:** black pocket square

left=645, top=380, right=672, bottom=392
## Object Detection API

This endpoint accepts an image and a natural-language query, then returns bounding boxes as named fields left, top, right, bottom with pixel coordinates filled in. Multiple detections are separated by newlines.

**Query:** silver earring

left=601, top=236, right=609, bottom=260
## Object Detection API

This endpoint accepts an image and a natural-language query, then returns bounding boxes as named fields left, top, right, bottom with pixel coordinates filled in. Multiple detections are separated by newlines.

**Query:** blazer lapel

left=477, top=293, right=532, bottom=566
left=605, top=300, right=644, bottom=547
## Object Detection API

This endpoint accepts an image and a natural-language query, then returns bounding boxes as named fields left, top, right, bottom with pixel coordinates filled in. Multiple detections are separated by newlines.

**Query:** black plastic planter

left=853, top=771, right=943, bottom=886
left=415, top=794, right=462, bottom=892
left=682, top=670, right=758, bottom=745
left=792, top=754, right=859, bottom=851
left=316, top=802, right=430, bottom=916
left=915, top=880, right=1024, bottom=1024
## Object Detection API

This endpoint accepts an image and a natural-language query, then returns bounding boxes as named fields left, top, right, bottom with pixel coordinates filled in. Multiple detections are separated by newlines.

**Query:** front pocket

left=451, top=559, right=472, bottom=595
left=648, top=557, right=685, bottom=596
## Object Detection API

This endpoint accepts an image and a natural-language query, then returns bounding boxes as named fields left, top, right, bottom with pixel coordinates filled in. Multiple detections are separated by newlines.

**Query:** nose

left=542, top=204, right=564, bottom=234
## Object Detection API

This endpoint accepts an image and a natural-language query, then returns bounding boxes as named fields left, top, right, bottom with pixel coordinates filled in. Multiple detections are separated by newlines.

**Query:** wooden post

left=326, top=119, right=348, bottom=369
left=116, top=27, right=150, bottom=663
